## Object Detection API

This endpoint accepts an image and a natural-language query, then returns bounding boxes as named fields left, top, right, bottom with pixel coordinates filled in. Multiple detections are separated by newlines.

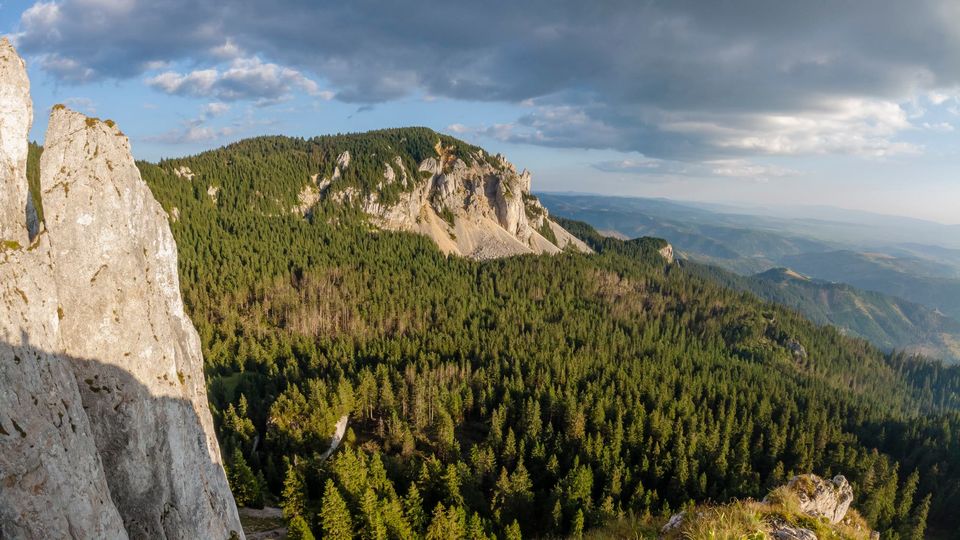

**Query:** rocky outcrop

left=0, top=38, right=32, bottom=245
left=771, top=524, right=818, bottom=540
left=172, top=166, right=195, bottom=181
left=661, top=474, right=869, bottom=540
left=782, top=474, right=854, bottom=524
left=0, top=39, right=242, bottom=539
left=658, top=243, right=675, bottom=264
left=310, top=143, right=591, bottom=259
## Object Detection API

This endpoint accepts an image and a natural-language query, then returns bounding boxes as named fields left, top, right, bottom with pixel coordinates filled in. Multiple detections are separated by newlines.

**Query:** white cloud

left=146, top=124, right=236, bottom=144
left=61, top=97, right=96, bottom=114
left=593, top=155, right=796, bottom=181
left=922, top=121, right=954, bottom=132
left=147, top=69, right=218, bottom=96
left=15, top=0, right=960, bottom=161
left=657, top=98, right=918, bottom=157
left=19, top=1, right=61, bottom=29
left=704, top=159, right=799, bottom=180
left=210, top=39, right=243, bottom=60
left=145, top=56, right=320, bottom=103
left=39, top=55, right=97, bottom=82
left=202, top=102, right=230, bottom=117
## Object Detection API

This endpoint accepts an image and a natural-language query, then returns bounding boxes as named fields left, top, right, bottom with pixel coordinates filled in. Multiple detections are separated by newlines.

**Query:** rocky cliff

left=0, top=38, right=242, bottom=539
left=307, top=141, right=590, bottom=259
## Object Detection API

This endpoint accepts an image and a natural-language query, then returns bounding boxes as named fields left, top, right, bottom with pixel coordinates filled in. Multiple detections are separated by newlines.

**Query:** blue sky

left=4, top=0, right=960, bottom=223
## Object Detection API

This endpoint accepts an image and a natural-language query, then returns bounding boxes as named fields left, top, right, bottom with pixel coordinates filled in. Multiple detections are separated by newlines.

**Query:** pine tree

left=361, top=487, right=387, bottom=540
left=426, top=503, right=466, bottom=540
left=286, top=515, right=316, bottom=540
left=895, top=470, right=918, bottom=522
left=504, top=520, right=522, bottom=540
left=321, top=480, right=354, bottom=540
left=281, top=462, right=307, bottom=519
left=227, top=447, right=260, bottom=508
left=443, top=464, right=465, bottom=507
left=572, top=509, right=585, bottom=539
left=905, top=494, right=931, bottom=540
left=404, top=483, right=427, bottom=532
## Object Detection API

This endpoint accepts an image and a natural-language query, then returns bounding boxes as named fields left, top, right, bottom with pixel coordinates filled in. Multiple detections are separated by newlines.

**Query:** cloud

left=145, top=56, right=319, bottom=103
left=201, top=102, right=230, bottom=118
left=15, top=0, right=960, bottom=158
left=147, top=69, right=219, bottom=97
left=593, top=156, right=797, bottom=181
left=145, top=101, right=278, bottom=145
left=61, top=96, right=96, bottom=114
left=146, top=124, right=236, bottom=145
left=592, top=158, right=668, bottom=173
left=703, top=159, right=799, bottom=180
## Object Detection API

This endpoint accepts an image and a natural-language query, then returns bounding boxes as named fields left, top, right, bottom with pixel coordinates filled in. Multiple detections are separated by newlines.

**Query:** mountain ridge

left=152, top=130, right=589, bottom=260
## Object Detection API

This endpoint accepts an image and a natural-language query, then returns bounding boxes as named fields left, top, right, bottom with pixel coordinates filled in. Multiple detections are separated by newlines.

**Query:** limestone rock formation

left=312, top=142, right=591, bottom=259
left=0, top=38, right=32, bottom=244
left=658, top=243, right=675, bottom=264
left=783, top=474, right=854, bottom=524
left=661, top=474, right=869, bottom=540
left=771, top=524, right=818, bottom=540
left=0, top=39, right=242, bottom=539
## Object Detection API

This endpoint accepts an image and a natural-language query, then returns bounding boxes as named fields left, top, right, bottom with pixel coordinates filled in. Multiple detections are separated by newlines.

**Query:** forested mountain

left=680, top=265, right=960, bottom=364
left=780, top=251, right=960, bottom=321
left=32, top=129, right=959, bottom=538
left=154, top=131, right=587, bottom=261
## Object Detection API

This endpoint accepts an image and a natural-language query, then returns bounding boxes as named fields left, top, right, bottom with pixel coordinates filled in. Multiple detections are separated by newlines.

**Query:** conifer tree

left=227, top=447, right=260, bottom=508
left=281, top=462, right=306, bottom=519
left=321, top=480, right=353, bottom=540
left=286, top=515, right=316, bottom=540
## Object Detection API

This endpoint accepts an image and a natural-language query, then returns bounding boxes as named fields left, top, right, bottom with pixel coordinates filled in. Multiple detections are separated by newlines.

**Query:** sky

left=2, top=0, right=960, bottom=224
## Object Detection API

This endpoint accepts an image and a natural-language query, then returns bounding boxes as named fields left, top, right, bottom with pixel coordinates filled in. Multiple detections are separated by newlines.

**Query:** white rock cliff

left=313, top=141, right=590, bottom=259
left=0, top=38, right=242, bottom=539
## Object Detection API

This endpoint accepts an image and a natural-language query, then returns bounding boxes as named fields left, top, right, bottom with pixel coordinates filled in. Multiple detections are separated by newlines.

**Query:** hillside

left=154, top=131, right=588, bottom=260
left=684, top=265, right=960, bottom=364
left=781, top=250, right=960, bottom=321
left=117, top=131, right=960, bottom=539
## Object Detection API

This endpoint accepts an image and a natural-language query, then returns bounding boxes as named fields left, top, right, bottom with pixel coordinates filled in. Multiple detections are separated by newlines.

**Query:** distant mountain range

left=542, top=192, right=960, bottom=363
left=688, top=265, right=960, bottom=363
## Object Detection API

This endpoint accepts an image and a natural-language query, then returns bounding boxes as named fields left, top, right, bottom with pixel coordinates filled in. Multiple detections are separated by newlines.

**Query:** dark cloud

left=13, top=0, right=960, bottom=157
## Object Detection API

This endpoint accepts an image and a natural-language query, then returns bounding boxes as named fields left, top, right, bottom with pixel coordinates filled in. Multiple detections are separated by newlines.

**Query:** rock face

left=658, top=243, right=674, bottom=264
left=771, top=524, right=818, bottom=540
left=785, top=474, right=854, bottom=524
left=313, top=142, right=591, bottom=259
left=0, top=38, right=32, bottom=244
left=0, top=39, right=242, bottom=539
